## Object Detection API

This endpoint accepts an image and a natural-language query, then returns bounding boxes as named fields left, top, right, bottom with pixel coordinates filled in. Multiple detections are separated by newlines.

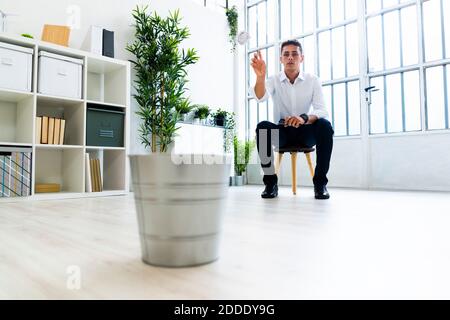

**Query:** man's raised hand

left=251, top=50, right=266, bottom=78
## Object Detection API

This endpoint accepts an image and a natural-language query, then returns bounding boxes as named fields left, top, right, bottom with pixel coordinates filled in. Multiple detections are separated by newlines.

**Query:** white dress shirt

left=251, top=71, right=329, bottom=121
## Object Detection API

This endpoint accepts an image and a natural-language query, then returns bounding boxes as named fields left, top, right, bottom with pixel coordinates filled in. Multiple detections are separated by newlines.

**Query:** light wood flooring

left=1, top=186, right=450, bottom=299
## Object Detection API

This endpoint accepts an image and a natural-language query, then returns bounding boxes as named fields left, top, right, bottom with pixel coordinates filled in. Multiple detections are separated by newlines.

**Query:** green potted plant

left=176, top=98, right=193, bottom=122
left=127, top=5, right=230, bottom=267
left=211, top=108, right=228, bottom=127
left=194, top=104, right=210, bottom=125
left=232, top=137, right=255, bottom=186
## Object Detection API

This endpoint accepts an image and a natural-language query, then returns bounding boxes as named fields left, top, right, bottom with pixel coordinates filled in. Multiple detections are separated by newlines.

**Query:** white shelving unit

left=0, top=33, right=130, bottom=201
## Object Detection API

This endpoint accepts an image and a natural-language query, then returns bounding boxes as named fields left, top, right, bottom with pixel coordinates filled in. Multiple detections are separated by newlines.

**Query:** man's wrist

left=299, top=113, right=309, bottom=124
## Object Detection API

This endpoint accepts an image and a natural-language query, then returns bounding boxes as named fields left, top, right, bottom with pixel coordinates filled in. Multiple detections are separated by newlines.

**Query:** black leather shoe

left=314, top=185, right=330, bottom=200
left=261, top=184, right=278, bottom=199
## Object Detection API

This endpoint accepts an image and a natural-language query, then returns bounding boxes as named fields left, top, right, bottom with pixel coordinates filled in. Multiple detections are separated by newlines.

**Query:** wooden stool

left=274, top=146, right=315, bottom=195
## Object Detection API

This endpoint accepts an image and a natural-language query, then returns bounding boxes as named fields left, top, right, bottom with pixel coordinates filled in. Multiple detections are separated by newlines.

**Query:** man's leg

left=292, top=118, right=333, bottom=199
left=255, top=121, right=288, bottom=198
left=311, top=118, right=334, bottom=188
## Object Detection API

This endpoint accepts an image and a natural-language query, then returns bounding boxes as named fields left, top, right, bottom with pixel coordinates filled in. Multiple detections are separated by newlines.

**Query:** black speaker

left=102, top=29, right=114, bottom=58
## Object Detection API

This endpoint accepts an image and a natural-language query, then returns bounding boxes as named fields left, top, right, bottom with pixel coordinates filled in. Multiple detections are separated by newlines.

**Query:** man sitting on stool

left=251, top=39, right=334, bottom=200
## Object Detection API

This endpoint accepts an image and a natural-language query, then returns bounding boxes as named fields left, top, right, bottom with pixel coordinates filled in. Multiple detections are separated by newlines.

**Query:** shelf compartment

left=0, top=88, right=34, bottom=103
left=35, top=148, right=84, bottom=193
left=0, top=95, right=34, bottom=144
left=36, top=97, right=84, bottom=146
left=86, top=59, right=127, bottom=106
left=86, top=148, right=126, bottom=192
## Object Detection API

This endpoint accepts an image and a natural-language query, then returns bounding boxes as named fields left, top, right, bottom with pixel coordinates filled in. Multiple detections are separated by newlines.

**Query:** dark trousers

left=255, top=119, right=334, bottom=186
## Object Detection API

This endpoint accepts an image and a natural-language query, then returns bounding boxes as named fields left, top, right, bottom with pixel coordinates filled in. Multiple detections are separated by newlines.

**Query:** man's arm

left=254, top=76, right=266, bottom=100
left=251, top=51, right=269, bottom=101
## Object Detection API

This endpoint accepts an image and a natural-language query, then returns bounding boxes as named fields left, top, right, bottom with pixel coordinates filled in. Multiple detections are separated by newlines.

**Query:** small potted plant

left=194, top=105, right=210, bottom=125
left=211, top=108, right=228, bottom=127
left=176, top=98, right=192, bottom=122
left=232, top=137, right=255, bottom=186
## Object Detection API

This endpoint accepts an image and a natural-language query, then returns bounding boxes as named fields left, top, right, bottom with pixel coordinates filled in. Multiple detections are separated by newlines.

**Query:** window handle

left=364, top=85, right=379, bottom=92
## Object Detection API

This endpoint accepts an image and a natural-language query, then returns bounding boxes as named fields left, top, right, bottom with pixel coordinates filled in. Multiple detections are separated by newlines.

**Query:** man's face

left=280, top=45, right=304, bottom=72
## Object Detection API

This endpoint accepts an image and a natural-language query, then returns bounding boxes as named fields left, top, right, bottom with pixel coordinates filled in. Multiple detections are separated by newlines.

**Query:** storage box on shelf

left=0, top=33, right=130, bottom=201
left=0, top=146, right=32, bottom=198
left=38, top=51, right=83, bottom=99
left=0, top=42, right=33, bottom=92
left=86, top=103, right=125, bottom=148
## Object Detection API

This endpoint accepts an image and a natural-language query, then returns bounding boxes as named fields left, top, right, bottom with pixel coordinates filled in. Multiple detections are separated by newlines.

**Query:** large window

left=246, top=0, right=450, bottom=138
left=246, top=0, right=361, bottom=137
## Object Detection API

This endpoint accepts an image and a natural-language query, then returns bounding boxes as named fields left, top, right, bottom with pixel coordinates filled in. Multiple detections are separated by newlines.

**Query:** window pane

left=267, top=0, right=275, bottom=43
left=257, top=2, right=267, bottom=46
left=318, top=31, right=331, bottom=80
left=280, top=0, right=292, bottom=39
left=386, top=73, right=403, bottom=133
left=333, top=83, right=347, bottom=136
left=383, top=0, right=399, bottom=9
left=331, top=0, right=345, bottom=24
left=248, top=52, right=256, bottom=88
left=444, top=0, right=450, bottom=59
left=322, top=85, right=333, bottom=124
left=346, top=23, right=359, bottom=77
left=268, top=96, right=274, bottom=123
left=384, top=11, right=401, bottom=70
left=367, top=16, right=383, bottom=72
left=303, top=0, right=314, bottom=33
left=423, top=0, right=443, bottom=61
left=345, top=0, right=358, bottom=20
left=369, top=76, right=386, bottom=134
left=348, top=81, right=361, bottom=135
left=302, top=36, right=314, bottom=74
left=318, top=0, right=331, bottom=28
left=267, top=46, right=275, bottom=77
left=447, top=66, right=450, bottom=127
left=249, top=6, right=257, bottom=49
left=332, top=27, right=346, bottom=79
left=249, top=99, right=258, bottom=131
left=401, top=5, right=418, bottom=66
left=259, top=101, right=268, bottom=122
left=292, top=0, right=303, bottom=36
left=426, top=67, right=446, bottom=130
left=403, top=70, right=421, bottom=131
left=366, top=0, right=382, bottom=13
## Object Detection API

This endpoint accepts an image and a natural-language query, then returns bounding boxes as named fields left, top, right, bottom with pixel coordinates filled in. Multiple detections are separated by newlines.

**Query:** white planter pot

left=129, top=154, right=230, bottom=267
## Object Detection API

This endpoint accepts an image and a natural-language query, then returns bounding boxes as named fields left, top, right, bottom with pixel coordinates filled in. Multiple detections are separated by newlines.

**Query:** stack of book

left=85, top=153, right=103, bottom=193
left=36, top=116, right=66, bottom=145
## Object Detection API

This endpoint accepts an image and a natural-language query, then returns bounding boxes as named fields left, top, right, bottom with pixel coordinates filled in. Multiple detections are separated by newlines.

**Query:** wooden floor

left=1, top=186, right=450, bottom=299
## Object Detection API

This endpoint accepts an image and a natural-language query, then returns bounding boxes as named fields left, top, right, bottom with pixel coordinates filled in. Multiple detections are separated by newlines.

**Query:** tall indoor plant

left=127, top=5, right=230, bottom=267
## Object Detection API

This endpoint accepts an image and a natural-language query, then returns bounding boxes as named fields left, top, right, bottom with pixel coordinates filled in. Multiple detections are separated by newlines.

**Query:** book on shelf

left=35, top=183, right=61, bottom=193
left=54, top=118, right=61, bottom=145
left=85, top=153, right=92, bottom=193
left=48, top=117, right=55, bottom=145
left=97, top=158, right=103, bottom=192
left=59, top=119, right=66, bottom=145
left=41, top=116, right=49, bottom=144
left=81, top=25, right=103, bottom=55
left=90, top=158, right=98, bottom=192
left=36, top=117, right=42, bottom=144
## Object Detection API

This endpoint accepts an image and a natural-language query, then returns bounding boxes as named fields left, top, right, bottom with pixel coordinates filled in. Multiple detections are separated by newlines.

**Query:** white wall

left=2, top=0, right=234, bottom=154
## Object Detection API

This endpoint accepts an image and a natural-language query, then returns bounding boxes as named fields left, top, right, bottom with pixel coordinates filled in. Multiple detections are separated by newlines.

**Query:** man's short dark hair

left=280, top=39, right=303, bottom=54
